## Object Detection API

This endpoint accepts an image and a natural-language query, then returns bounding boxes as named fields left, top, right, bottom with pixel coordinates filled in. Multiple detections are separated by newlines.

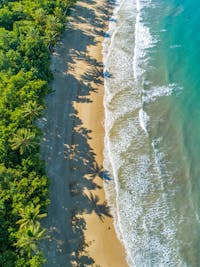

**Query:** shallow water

left=103, top=0, right=200, bottom=266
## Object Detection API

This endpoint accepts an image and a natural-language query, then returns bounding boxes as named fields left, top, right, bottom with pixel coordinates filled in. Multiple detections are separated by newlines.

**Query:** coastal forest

left=0, top=0, right=74, bottom=266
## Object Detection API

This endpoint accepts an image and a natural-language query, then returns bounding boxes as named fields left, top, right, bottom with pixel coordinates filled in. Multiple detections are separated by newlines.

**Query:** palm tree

left=17, top=203, right=47, bottom=229
left=15, top=223, right=47, bottom=258
left=44, top=15, right=63, bottom=48
left=22, top=101, right=43, bottom=121
left=10, top=128, right=38, bottom=155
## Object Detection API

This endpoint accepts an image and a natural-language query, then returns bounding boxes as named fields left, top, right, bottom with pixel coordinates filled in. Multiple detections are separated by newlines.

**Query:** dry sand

left=40, top=0, right=128, bottom=266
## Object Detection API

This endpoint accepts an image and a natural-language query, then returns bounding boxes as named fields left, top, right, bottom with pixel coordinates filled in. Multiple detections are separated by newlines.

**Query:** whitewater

left=103, top=0, right=200, bottom=266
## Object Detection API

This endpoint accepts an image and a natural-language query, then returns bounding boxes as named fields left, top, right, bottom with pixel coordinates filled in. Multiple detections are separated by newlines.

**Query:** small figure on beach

left=103, top=70, right=112, bottom=78
left=104, top=33, right=110, bottom=38
left=109, top=18, right=117, bottom=22
left=99, top=170, right=112, bottom=182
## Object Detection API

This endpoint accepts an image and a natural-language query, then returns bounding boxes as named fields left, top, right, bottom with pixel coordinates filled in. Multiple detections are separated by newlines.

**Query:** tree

left=0, top=7, right=14, bottom=30
left=17, top=203, right=47, bottom=229
left=0, top=0, right=77, bottom=265
left=22, top=101, right=43, bottom=121
left=43, top=14, right=63, bottom=47
left=10, top=128, right=38, bottom=155
left=15, top=223, right=47, bottom=258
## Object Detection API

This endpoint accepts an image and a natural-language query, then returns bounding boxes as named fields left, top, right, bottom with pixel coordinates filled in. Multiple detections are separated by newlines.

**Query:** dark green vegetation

left=0, top=0, right=75, bottom=266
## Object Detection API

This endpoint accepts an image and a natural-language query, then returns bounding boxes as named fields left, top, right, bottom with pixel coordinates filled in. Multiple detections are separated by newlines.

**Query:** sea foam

left=103, top=0, right=185, bottom=266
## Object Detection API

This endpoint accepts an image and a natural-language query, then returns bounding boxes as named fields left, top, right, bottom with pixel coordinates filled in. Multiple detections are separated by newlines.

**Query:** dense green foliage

left=0, top=0, right=75, bottom=266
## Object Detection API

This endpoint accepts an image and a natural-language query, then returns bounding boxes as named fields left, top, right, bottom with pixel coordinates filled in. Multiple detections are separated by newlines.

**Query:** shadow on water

left=40, top=0, right=115, bottom=266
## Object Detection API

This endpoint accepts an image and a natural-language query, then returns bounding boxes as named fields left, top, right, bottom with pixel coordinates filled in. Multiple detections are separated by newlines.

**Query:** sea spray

left=139, top=108, right=149, bottom=134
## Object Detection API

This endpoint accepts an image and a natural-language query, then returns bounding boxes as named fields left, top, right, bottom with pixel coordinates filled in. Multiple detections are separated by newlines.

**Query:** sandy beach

left=40, top=0, right=128, bottom=266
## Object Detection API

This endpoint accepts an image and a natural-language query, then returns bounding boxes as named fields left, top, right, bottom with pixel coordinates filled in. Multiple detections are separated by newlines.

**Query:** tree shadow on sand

left=40, top=0, right=116, bottom=266
left=63, top=106, right=113, bottom=266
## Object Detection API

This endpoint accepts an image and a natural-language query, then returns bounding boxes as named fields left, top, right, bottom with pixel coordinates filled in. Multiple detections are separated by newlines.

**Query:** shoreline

left=73, top=0, right=128, bottom=261
left=67, top=0, right=129, bottom=265
left=41, top=0, right=128, bottom=266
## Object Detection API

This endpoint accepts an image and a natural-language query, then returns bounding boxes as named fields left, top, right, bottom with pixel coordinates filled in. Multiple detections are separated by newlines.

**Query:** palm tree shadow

left=62, top=105, right=113, bottom=265
left=40, top=0, right=116, bottom=265
left=85, top=193, right=112, bottom=222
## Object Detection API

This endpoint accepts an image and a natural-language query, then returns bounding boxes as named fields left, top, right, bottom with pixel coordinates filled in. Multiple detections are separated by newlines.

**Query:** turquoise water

left=103, top=0, right=200, bottom=266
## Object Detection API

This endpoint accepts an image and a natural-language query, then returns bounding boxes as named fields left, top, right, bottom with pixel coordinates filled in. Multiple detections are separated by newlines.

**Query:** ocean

left=103, top=0, right=200, bottom=266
